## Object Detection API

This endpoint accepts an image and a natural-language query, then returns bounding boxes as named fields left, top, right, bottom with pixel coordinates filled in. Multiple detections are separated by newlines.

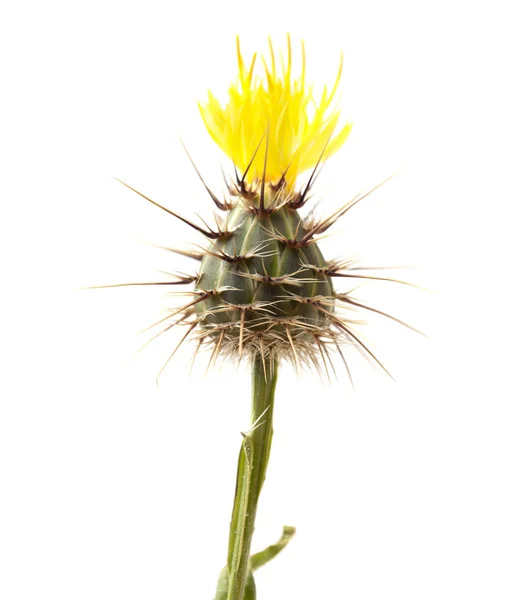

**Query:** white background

left=1, top=0, right=509, bottom=598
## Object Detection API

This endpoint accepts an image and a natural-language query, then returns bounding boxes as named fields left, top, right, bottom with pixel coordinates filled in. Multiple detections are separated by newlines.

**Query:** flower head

left=110, top=36, right=415, bottom=382
left=199, top=35, right=352, bottom=189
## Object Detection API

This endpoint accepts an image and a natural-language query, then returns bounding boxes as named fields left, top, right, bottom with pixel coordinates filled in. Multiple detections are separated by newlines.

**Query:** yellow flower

left=199, top=35, right=352, bottom=189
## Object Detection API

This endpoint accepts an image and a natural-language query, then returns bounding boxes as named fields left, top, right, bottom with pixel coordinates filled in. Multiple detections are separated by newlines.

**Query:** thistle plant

left=96, top=35, right=420, bottom=600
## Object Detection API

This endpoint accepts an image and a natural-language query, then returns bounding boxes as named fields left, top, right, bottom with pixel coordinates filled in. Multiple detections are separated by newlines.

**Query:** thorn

left=83, top=275, right=196, bottom=290
left=322, top=339, right=340, bottom=382
left=199, top=238, right=240, bottom=263
left=234, top=161, right=241, bottom=186
left=258, top=337, right=267, bottom=382
left=327, top=270, right=422, bottom=288
left=288, top=136, right=333, bottom=209
left=141, top=292, right=210, bottom=334
left=115, top=178, right=230, bottom=239
left=235, top=267, right=316, bottom=287
left=322, top=308, right=394, bottom=380
left=337, top=295, right=425, bottom=336
left=137, top=311, right=195, bottom=354
left=160, top=246, right=204, bottom=261
left=248, top=405, right=271, bottom=434
left=189, top=338, right=204, bottom=375
left=240, top=134, right=265, bottom=191
left=300, top=174, right=396, bottom=244
left=199, top=239, right=276, bottom=263
left=239, top=308, right=245, bottom=360
left=259, top=126, right=270, bottom=213
left=180, top=140, right=231, bottom=210
left=207, top=329, right=225, bottom=372
left=346, top=263, right=418, bottom=271
left=156, top=321, right=199, bottom=384
left=266, top=229, right=312, bottom=249
left=274, top=160, right=293, bottom=192
left=314, top=335, right=332, bottom=383
left=286, top=325, right=301, bottom=375
left=266, top=183, right=286, bottom=213
left=333, top=338, right=354, bottom=390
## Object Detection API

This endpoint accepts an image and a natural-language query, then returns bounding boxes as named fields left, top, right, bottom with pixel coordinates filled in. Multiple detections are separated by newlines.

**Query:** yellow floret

left=199, top=35, right=352, bottom=189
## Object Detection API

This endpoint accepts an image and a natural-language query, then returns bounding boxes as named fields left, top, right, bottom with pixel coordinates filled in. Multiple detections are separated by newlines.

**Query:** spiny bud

left=195, top=179, right=337, bottom=370
left=103, top=36, right=420, bottom=381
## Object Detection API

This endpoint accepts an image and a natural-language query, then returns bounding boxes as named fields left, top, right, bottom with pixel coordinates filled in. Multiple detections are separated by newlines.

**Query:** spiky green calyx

left=110, top=171, right=416, bottom=380
left=194, top=183, right=340, bottom=371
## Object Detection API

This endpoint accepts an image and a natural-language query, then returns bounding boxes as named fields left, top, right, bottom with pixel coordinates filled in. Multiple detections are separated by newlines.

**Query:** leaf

left=250, top=526, right=296, bottom=571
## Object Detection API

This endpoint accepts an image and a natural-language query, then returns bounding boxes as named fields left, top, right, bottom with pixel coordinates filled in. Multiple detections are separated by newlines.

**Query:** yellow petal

left=199, top=36, right=351, bottom=189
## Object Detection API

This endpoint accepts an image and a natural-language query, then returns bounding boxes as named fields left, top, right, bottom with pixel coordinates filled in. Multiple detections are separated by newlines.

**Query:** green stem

left=226, top=355, right=278, bottom=600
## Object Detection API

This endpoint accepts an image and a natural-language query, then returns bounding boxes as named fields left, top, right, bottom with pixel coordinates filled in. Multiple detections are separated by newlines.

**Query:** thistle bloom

left=105, top=37, right=415, bottom=600
left=112, top=36, right=408, bottom=376
left=187, top=36, right=387, bottom=376
left=199, top=36, right=352, bottom=188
